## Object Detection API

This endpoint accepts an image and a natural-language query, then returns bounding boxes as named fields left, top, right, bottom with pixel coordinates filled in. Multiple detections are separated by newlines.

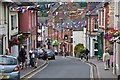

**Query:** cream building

left=0, top=2, right=9, bottom=55
left=113, top=0, right=120, bottom=77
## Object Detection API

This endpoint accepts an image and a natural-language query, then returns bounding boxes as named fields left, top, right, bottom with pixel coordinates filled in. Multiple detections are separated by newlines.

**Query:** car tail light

left=13, top=66, right=20, bottom=72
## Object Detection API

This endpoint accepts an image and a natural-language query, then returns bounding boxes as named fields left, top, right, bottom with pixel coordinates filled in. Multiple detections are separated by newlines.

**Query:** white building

left=0, top=2, right=9, bottom=55
left=38, top=17, right=48, bottom=47
left=73, top=28, right=84, bottom=57
left=8, top=10, right=19, bottom=57
left=113, top=0, right=120, bottom=77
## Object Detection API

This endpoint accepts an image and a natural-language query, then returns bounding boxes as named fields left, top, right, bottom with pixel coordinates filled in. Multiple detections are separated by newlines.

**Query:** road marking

left=86, top=63, right=94, bottom=79
left=67, top=56, right=94, bottom=79
left=27, top=62, right=49, bottom=78
left=20, top=61, right=47, bottom=79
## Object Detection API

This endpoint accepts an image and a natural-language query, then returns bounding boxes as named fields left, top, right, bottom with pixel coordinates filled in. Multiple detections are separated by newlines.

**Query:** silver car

left=0, top=55, right=20, bottom=80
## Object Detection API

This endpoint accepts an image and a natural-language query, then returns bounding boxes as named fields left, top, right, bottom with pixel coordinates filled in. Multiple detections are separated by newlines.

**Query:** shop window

left=64, top=35, right=68, bottom=40
left=94, top=42, right=98, bottom=49
left=70, top=38, right=73, bottom=43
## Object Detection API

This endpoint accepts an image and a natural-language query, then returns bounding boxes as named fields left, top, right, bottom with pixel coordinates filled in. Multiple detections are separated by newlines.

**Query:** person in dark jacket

left=84, top=48, right=90, bottom=61
left=29, top=48, right=33, bottom=67
left=42, top=45, right=48, bottom=63
left=31, top=49, right=38, bottom=68
left=19, top=46, right=27, bottom=69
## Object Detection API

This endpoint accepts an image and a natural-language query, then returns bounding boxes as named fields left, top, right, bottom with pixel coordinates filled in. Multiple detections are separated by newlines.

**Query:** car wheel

left=42, top=57, right=46, bottom=60
left=17, top=75, right=20, bottom=80
left=52, top=56, right=55, bottom=60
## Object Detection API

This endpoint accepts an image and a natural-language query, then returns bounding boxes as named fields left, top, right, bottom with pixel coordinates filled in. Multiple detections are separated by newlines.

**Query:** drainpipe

left=7, top=3, right=10, bottom=51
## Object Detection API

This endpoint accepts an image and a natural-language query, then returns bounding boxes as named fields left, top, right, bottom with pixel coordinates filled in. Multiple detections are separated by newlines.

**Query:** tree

left=74, top=43, right=84, bottom=57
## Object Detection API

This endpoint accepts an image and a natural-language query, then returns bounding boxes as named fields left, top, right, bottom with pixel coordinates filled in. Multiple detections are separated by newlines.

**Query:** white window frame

left=94, top=18, right=98, bottom=31
left=11, top=15, right=17, bottom=30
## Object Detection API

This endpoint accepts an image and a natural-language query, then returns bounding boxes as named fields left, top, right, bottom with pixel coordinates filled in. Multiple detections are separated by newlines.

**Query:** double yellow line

left=21, top=61, right=49, bottom=79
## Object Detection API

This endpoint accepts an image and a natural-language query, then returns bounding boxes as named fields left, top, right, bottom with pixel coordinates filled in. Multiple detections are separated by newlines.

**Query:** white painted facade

left=113, top=1, right=120, bottom=76
left=73, top=31, right=84, bottom=57
left=9, top=11, right=19, bottom=38
left=9, top=11, right=19, bottom=57
left=0, top=2, right=9, bottom=54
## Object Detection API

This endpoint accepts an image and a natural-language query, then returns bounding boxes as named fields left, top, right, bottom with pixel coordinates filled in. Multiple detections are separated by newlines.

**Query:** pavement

left=67, top=56, right=117, bottom=79
left=88, top=57, right=117, bottom=78
left=20, top=59, right=46, bottom=79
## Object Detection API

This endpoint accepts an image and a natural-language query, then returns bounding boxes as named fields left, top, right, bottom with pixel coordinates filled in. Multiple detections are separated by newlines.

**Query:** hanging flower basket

left=104, top=33, right=113, bottom=40
left=113, top=31, right=120, bottom=37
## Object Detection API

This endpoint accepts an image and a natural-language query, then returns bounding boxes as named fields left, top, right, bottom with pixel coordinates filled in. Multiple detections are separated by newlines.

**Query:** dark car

left=42, top=49, right=55, bottom=60
left=0, top=55, right=20, bottom=80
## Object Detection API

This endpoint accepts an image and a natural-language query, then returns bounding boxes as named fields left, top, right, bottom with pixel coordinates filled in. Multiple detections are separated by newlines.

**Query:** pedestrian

left=58, top=49, right=61, bottom=56
left=42, top=45, right=48, bottom=63
left=5, top=48, right=11, bottom=55
left=61, top=50, right=63, bottom=56
left=105, top=47, right=110, bottom=68
left=64, top=51, right=67, bottom=57
left=80, top=52, right=84, bottom=60
left=84, top=48, right=90, bottom=61
left=103, top=49, right=110, bottom=70
left=109, top=46, right=114, bottom=68
left=29, top=48, right=33, bottom=67
left=54, top=49, right=58, bottom=55
left=31, top=49, right=38, bottom=68
left=19, top=46, right=27, bottom=69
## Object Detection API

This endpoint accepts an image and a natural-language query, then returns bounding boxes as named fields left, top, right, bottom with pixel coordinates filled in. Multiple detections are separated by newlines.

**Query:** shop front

left=9, top=33, right=31, bottom=57
left=97, top=31, right=104, bottom=59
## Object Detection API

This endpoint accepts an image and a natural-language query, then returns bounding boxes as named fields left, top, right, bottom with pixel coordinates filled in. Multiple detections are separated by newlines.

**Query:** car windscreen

left=38, top=49, right=43, bottom=53
left=46, top=50, right=53, bottom=54
left=0, top=56, right=17, bottom=65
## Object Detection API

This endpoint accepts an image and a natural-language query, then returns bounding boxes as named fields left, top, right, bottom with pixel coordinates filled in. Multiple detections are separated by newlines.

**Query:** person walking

left=42, top=45, right=48, bottom=63
left=29, top=48, right=33, bottom=67
left=64, top=51, right=67, bottom=57
left=103, top=49, right=110, bottom=70
left=84, top=48, right=90, bottom=61
left=105, top=47, right=110, bottom=68
left=19, top=46, right=27, bottom=69
left=31, top=49, right=38, bottom=68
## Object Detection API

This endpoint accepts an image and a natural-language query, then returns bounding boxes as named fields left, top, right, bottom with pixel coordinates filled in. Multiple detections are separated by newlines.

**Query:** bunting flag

left=49, top=11, right=52, bottom=15
left=22, top=9, right=27, bottom=13
left=73, top=22, right=76, bottom=24
left=9, top=2, right=73, bottom=14
left=45, top=4, right=48, bottom=8
left=56, top=12, right=58, bottom=15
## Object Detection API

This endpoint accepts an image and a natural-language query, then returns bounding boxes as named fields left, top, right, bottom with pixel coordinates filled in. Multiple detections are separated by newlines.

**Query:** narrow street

left=28, top=56, right=90, bottom=79
left=0, top=1, right=119, bottom=79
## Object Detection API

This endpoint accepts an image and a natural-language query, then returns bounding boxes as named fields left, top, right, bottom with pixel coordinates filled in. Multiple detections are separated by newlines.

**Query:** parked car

left=0, top=55, right=20, bottom=80
left=42, top=49, right=55, bottom=60
left=36, top=48, right=44, bottom=59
